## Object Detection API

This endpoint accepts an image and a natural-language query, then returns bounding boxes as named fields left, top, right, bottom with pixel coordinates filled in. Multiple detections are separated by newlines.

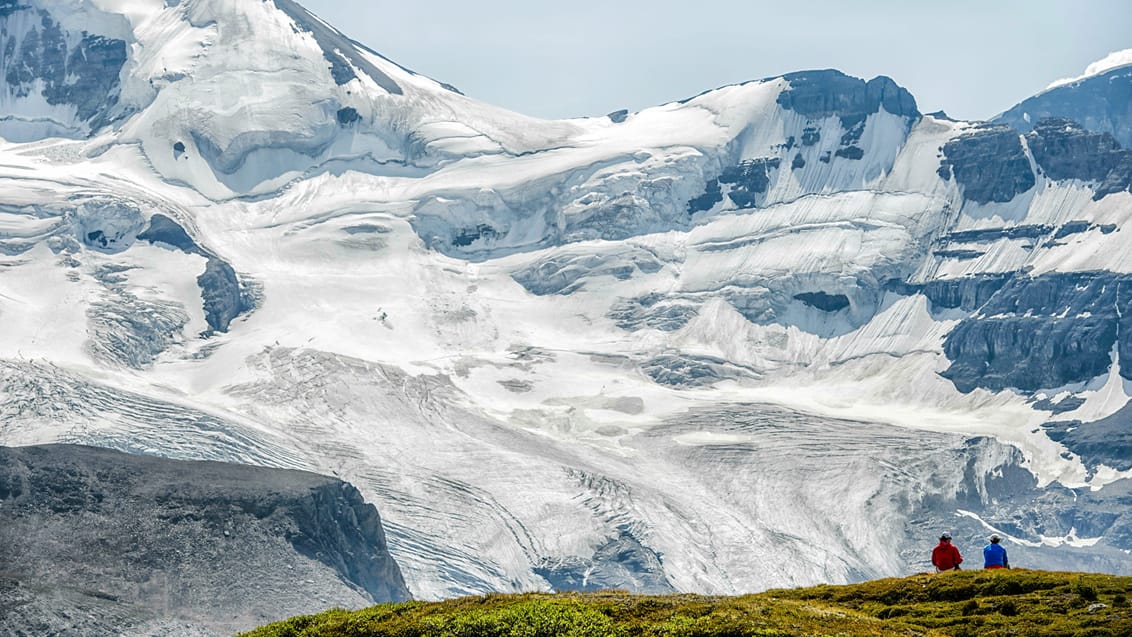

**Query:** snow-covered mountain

left=3, top=0, right=1132, bottom=602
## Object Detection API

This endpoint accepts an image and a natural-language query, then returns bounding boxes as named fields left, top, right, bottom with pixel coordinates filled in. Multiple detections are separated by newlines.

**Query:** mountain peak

left=775, top=69, right=919, bottom=125
left=0, top=0, right=580, bottom=197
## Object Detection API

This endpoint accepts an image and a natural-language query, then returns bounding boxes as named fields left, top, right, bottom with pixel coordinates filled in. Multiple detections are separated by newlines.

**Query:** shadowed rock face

left=1025, top=117, right=1132, bottom=200
left=137, top=214, right=254, bottom=333
left=0, top=444, right=410, bottom=637
left=939, top=272, right=1132, bottom=393
left=271, top=0, right=403, bottom=93
left=897, top=275, right=1012, bottom=312
left=686, top=178, right=723, bottom=213
left=135, top=214, right=198, bottom=253
left=683, top=71, right=920, bottom=216
left=719, top=158, right=781, bottom=208
left=2, top=7, right=128, bottom=131
left=776, top=69, right=920, bottom=126
left=197, top=257, right=246, bottom=333
left=941, top=224, right=1053, bottom=245
left=884, top=272, right=1132, bottom=396
left=0, top=1, right=29, bottom=18
left=1027, top=117, right=1126, bottom=181
left=794, top=291, right=850, bottom=312
left=1046, top=403, right=1132, bottom=472
left=937, top=125, right=1035, bottom=204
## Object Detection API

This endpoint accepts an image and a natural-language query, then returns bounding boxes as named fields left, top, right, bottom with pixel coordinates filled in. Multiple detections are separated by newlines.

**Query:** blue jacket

left=983, top=542, right=1008, bottom=568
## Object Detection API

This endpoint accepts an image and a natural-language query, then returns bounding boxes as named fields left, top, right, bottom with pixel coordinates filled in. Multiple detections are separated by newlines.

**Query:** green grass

left=242, top=570, right=1132, bottom=637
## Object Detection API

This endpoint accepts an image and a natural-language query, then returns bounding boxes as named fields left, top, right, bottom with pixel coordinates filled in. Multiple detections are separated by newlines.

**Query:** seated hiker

left=932, top=533, right=963, bottom=571
left=983, top=534, right=1009, bottom=569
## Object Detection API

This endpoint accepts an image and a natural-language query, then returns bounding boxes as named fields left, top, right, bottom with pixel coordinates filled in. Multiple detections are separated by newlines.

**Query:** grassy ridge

left=242, top=570, right=1132, bottom=637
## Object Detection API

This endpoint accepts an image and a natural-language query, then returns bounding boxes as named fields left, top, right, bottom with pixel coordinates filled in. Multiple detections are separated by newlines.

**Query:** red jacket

left=932, top=541, right=963, bottom=570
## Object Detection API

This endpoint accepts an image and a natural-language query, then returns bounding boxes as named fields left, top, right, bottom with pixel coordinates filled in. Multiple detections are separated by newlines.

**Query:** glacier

left=3, top=0, right=1132, bottom=603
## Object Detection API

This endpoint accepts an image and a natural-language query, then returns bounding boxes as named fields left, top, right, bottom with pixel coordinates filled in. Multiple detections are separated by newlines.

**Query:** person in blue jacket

left=983, top=534, right=1009, bottom=569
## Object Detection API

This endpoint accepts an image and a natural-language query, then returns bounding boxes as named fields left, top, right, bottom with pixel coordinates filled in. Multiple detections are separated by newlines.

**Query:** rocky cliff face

left=0, top=444, right=409, bottom=636
left=136, top=213, right=254, bottom=334
left=937, top=124, right=1035, bottom=203
left=939, top=272, right=1130, bottom=393
left=1026, top=117, right=1132, bottom=199
left=0, top=2, right=129, bottom=139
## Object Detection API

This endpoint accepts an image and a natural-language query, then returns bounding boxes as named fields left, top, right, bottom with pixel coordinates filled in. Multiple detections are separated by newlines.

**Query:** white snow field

left=3, top=0, right=1132, bottom=599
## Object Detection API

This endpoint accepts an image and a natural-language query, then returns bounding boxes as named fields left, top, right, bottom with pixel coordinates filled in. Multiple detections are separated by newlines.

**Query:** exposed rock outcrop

left=776, top=69, right=920, bottom=125
left=1025, top=117, right=1132, bottom=199
left=1, top=7, right=129, bottom=132
left=719, top=157, right=781, bottom=208
left=0, top=444, right=410, bottom=637
left=137, top=214, right=254, bottom=333
left=937, top=125, right=1035, bottom=204
left=939, top=272, right=1132, bottom=393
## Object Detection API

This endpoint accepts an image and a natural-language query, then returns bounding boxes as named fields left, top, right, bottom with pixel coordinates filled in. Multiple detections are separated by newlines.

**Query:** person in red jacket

left=932, top=533, right=963, bottom=571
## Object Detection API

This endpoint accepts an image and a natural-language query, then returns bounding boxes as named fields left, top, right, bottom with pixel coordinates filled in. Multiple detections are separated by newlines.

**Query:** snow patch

left=956, top=510, right=1102, bottom=548
left=673, top=431, right=752, bottom=446
left=1059, top=343, right=1132, bottom=423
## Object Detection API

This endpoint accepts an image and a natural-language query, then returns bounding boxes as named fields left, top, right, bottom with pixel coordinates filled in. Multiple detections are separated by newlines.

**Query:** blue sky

left=302, top=0, right=1131, bottom=121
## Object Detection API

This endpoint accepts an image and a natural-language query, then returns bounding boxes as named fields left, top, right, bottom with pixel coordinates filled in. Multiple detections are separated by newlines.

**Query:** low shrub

left=242, top=571, right=1132, bottom=637
left=1072, top=580, right=1099, bottom=602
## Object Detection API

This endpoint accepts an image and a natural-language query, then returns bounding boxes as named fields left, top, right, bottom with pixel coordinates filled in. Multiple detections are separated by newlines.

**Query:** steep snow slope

left=3, top=0, right=1132, bottom=601
left=1, top=0, right=579, bottom=196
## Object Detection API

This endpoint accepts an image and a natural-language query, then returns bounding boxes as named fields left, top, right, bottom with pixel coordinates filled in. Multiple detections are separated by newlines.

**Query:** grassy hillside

left=242, top=570, right=1132, bottom=637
